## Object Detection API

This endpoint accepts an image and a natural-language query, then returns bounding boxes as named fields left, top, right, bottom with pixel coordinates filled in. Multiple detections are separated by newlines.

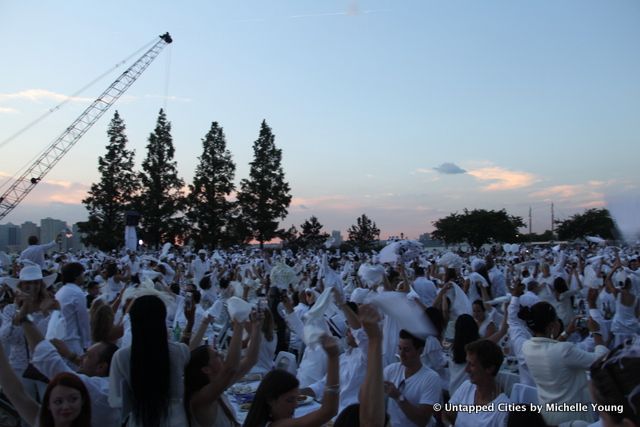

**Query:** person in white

left=383, top=329, right=441, bottom=427
left=521, top=300, right=608, bottom=425
left=444, top=339, right=510, bottom=427
left=55, top=262, right=91, bottom=355
left=191, top=250, right=211, bottom=286
left=302, top=299, right=368, bottom=413
left=22, top=318, right=121, bottom=427
left=20, top=235, right=60, bottom=269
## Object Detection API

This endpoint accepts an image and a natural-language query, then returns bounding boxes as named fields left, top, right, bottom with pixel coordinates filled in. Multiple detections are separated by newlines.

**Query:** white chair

left=274, top=351, right=298, bottom=375
left=510, top=382, right=539, bottom=405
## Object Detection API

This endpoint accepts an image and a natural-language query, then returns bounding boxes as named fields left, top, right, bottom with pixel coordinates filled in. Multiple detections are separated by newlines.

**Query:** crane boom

left=0, top=32, right=173, bottom=221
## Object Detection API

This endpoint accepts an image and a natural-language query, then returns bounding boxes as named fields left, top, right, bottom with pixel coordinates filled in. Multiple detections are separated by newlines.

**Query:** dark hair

left=590, top=341, right=640, bottom=425
left=62, top=262, right=85, bottom=284
left=552, top=277, right=568, bottom=294
left=129, top=295, right=170, bottom=426
left=40, top=372, right=91, bottom=427
left=188, top=289, right=202, bottom=304
left=262, top=308, right=275, bottom=342
left=518, top=301, right=557, bottom=335
left=28, top=235, right=38, bottom=245
left=465, top=339, right=504, bottom=376
left=452, top=314, right=480, bottom=364
left=105, top=262, right=118, bottom=278
left=198, top=275, right=211, bottom=290
left=444, top=268, right=457, bottom=283
left=472, top=299, right=486, bottom=313
left=399, top=329, right=425, bottom=350
left=425, top=307, right=444, bottom=340
left=414, top=266, right=425, bottom=277
left=242, top=370, right=299, bottom=427
left=184, top=345, right=211, bottom=426
left=219, top=277, right=231, bottom=289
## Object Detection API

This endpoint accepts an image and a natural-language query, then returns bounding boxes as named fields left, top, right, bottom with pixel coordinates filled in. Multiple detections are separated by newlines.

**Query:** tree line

left=79, top=110, right=291, bottom=250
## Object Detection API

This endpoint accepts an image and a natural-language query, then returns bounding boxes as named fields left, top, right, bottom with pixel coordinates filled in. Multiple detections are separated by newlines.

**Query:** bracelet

left=325, top=384, right=340, bottom=394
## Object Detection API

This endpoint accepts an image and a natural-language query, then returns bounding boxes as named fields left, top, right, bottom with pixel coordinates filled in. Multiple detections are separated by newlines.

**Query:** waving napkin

left=302, top=288, right=334, bottom=348
left=369, top=291, right=436, bottom=339
left=227, top=296, right=254, bottom=322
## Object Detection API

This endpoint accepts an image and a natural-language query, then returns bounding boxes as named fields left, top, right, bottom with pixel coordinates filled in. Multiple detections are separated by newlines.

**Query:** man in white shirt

left=383, top=329, right=441, bottom=427
left=191, top=250, right=211, bottom=285
left=20, top=235, right=59, bottom=269
left=22, top=319, right=121, bottom=427
left=55, top=262, right=91, bottom=355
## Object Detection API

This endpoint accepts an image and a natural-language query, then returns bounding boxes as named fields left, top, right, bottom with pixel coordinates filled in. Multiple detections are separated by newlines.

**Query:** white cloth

left=250, top=333, right=277, bottom=375
left=55, top=283, right=91, bottom=354
left=20, top=241, right=57, bottom=268
left=109, top=341, right=190, bottom=426
left=308, top=328, right=368, bottom=413
left=449, top=380, right=510, bottom=427
left=506, top=296, right=536, bottom=387
left=383, top=363, right=441, bottom=427
left=522, top=337, right=607, bottom=425
left=191, top=258, right=211, bottom=285
left=32, top=340, right=121, bottom=427
left=448, top=361, right=468, bottom=396
left=0, top=305, right=50, bottom=371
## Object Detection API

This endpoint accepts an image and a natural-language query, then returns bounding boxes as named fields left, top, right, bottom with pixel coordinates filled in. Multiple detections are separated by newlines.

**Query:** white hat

left=519, top=292, right=541, bottom=308
left=350, top=288, right=370, bottom=304
left=198, top=249, right=207, bottom=255
left=3, top=265, right=57, bottom=290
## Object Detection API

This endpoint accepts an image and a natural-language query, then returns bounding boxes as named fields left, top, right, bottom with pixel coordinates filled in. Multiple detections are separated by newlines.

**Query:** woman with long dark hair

left=184, top=312, right=262, bottom=427
left=448, top=314, right=479, bottom=395
left=108, top=294, right=190, bottom=426
left=243, top=335, right=340, bottom=427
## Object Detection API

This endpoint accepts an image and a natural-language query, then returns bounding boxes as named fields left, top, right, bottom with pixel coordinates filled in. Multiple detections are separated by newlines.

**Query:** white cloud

left=0, top=107, right=18, bottom=113
left=467, top=166, right=538, bottom=191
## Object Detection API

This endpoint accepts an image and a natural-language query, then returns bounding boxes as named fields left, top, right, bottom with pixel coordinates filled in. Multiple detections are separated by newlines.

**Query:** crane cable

left=0, top=36, right=159, bottom=192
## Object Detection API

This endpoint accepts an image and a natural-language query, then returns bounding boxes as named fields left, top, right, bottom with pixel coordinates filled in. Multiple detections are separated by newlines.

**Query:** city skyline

left=1, top=1, right=639, bottom=239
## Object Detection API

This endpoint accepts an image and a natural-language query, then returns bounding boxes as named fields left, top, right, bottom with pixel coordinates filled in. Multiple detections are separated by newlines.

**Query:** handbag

left=22, top=338, right=49, bottom=384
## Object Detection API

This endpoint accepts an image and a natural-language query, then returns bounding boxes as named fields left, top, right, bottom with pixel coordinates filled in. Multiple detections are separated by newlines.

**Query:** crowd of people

left=0, top=234, right=639, bottom=427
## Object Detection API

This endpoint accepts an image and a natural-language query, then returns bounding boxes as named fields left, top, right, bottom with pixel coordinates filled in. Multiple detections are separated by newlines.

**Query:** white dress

left=109, top=341, right=190, bottom=426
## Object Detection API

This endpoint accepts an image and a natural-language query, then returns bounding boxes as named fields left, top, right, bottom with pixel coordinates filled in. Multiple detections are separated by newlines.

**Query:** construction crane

left=0, top=32, right=173, bottom=221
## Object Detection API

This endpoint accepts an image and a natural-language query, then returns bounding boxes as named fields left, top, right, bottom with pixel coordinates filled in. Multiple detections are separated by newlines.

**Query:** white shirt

left=55, top=283, right=91, bottom=353
left=522, top=337, right=607, bottom=425
left=191, top=258, right=211, bottom=285
left=20, top=241, right=57, bottom=268
left=448, top=380, right=510, bottom=427
left=308, top=328, right=368, bottom=413
left=32, top=340, right=121, bottom=427
left=383, top=362, right=441, bottom=427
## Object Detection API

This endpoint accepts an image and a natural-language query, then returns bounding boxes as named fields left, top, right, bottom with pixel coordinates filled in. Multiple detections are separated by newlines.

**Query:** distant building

left=331, top=230, right=343, bottom=247
left=418, top=232, right=443, bottom=248
left=21, top=221, right=40, bottom=250
left=40, top=217, right=67, bottom=250
left=0, top=223, right=21, bottom=252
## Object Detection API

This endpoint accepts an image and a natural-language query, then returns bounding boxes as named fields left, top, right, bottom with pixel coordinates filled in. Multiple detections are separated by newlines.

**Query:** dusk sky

left=1, top=1, right=639, bottom=239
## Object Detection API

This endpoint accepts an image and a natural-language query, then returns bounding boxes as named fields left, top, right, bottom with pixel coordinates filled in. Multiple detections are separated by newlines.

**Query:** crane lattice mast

left=0, top=32, right=173, bottom=221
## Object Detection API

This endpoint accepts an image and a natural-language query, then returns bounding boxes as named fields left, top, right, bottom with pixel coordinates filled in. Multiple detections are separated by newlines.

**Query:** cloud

left=0, top=89, right=92, bottom=103
left=529, top=181, right=611, bottom=209
left=0, top=107, right=18, bottom=113
left=433, top=162, right=466, bottom=175
left=467, top=166, right=538, bottom=191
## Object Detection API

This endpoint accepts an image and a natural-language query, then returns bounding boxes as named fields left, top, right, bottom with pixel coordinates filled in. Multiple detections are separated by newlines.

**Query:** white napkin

left=368, top=291, right=436, bottom=339
left=226, top=297, right=253, bottom=322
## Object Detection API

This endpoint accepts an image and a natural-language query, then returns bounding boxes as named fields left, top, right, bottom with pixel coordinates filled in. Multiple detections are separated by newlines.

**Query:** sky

left=1, top=0, right=639, bottom=240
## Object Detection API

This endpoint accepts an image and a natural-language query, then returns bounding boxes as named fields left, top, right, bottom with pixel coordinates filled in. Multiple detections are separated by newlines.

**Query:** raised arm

left=0, top=326, right=40, bottom=426
left=232, top=311, right=264, bottom=383
left=358, top=305, right=385, bottom=427
left=274, top=335, right=340, bottom=427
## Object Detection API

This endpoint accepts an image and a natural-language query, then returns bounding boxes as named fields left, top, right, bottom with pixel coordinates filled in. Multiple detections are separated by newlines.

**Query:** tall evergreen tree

left=237, top=120, right=292, bottom=247
left=137, top=109, right=186, bottom=248
left=186, top=122, right=236, bottom=248
left=348, top=214, right=381, bottom=250
left=79, top=111, right=139, bottom=250
left=298, top=216, right=329, bottom=249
